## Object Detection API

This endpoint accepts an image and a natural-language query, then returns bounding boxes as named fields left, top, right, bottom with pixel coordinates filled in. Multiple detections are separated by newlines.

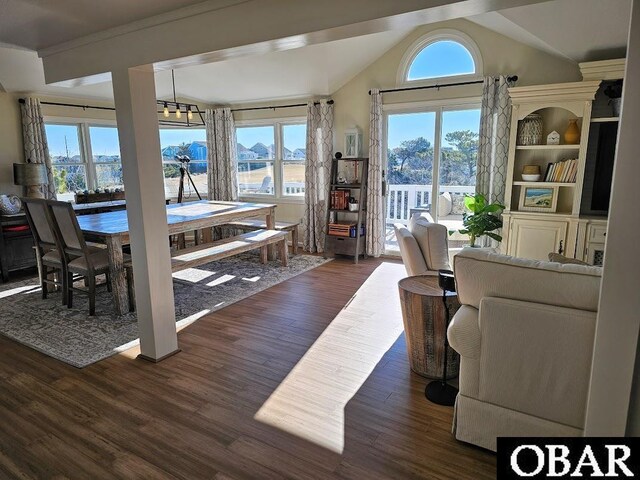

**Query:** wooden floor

left=0, top=257, right=496, bottom=479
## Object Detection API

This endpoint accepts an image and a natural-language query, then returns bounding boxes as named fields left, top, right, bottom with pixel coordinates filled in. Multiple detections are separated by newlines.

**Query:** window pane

left=438, top=109, right=480, bottom=247
left=159, top=129, right=207, bottom=199
left=53, top=164, right=87, bottom=194
left=45, top=124, right=82, bottom=163
left=238, top=161, right=274, bottom=195
left=236, top=126, right=275, bottom=160
left=89, top=126, right=123, bottom=189
left=408, top=41, right=475, bottom=81
left=282, top=124, right=306, bottom=196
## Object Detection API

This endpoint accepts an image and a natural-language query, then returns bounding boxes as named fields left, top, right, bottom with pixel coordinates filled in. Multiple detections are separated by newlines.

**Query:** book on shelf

left=543, top=159, right=577, bottom=183
left=330, top=189, right=350, bottom=210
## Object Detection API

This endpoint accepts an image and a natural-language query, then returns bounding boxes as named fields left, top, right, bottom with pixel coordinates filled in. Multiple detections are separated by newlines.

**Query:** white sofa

left=394, top=214, right=451, bottom=276
left=448, top=248, right=602, bottom=451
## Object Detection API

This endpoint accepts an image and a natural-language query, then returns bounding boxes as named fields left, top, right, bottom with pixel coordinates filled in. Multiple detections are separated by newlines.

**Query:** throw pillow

left=548, top=252, right=590, bottom=265
left=438, top=192, right=453, bottom=217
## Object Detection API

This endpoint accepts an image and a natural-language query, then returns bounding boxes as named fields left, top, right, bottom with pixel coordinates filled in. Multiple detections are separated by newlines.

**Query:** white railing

left=238, top=182, right=305, bottom=195
left=386, top=184, right=474, bottom=225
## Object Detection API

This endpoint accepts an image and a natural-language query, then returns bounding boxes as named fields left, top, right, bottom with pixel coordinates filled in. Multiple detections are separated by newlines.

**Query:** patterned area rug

left=0, top=253, right=330, bottom=368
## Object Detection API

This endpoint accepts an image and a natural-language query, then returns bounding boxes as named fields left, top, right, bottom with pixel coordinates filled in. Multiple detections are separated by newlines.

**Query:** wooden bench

left=171, top=229, right=289, bottom=272
left=225, top=220, right=299, bottom=254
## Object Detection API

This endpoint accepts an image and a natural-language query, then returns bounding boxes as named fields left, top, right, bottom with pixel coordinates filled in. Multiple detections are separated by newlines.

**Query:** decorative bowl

left=522, top=174, right=541, bottom=182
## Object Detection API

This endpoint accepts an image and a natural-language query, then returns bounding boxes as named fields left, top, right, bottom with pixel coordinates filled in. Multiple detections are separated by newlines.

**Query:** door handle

left=558, top=240, right=564, bottom=255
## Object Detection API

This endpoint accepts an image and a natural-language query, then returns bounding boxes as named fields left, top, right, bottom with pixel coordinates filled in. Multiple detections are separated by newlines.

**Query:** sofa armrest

left=448, top=305, right=480, bottom=360
left=477, top=297, right=596, bottom=429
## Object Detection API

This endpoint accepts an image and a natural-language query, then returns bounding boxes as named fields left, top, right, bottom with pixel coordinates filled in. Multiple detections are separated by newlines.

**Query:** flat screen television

left=580, top=121, right=617, bottom=216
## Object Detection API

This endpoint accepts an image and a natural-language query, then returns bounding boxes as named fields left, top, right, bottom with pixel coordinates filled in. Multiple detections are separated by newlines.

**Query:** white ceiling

left=469, top=0, right=631, bottom=62
left=0, top=0, right=631, bottom=105
left=0, top=0, right=219, bottom=51
left=0, top=29, right=410, bottom=104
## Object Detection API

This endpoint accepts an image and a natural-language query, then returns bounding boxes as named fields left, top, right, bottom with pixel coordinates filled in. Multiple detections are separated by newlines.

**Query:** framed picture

left=518, top=186, right=559, bottom=212
left=344, top=127, right=362, bottom=158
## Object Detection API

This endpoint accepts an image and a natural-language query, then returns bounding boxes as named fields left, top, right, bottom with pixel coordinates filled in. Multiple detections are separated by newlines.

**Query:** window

left=398, top=30, right=482, bottom=86
left=235, top=120, right=306, bottom=199
left=385, top=103, right=481, bottom=254
left=89, top=126, right=123, bottom=190
left=45, top=124, right=88, bottom=201
left=159, top=128, right=207, bottom=199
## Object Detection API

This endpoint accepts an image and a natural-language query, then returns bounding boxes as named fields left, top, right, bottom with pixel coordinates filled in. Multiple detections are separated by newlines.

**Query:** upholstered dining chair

left=46, top=200, right=134, bottom=316
left=22, top=198, right=66, bottom=303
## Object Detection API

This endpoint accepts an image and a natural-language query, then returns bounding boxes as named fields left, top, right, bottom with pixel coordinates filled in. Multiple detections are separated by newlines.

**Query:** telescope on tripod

left=175, top=154, right=202, bottom=203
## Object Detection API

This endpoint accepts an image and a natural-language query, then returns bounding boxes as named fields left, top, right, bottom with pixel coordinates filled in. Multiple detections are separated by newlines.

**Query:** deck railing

left=386, top=184, right=474, bottom=225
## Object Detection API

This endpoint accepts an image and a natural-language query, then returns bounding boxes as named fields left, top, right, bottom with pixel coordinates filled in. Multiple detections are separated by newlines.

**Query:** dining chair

left=46, top=200, right=134, bottom=316
left=22, top=198, right=66, bottom=303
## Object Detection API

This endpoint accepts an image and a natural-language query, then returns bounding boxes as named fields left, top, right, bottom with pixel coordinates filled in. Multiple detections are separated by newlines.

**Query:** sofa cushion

left=454, top=248, right=602, bottom=312
left=408, top=215, right=451, bottom=271
left=548, top=252, right=590, bottom=265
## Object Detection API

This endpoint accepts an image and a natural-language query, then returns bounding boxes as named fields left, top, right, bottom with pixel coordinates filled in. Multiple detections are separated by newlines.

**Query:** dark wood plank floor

left=0, top=257, right=496, bottom=479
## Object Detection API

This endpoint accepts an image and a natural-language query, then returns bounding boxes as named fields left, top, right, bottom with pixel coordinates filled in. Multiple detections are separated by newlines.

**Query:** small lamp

left=14, top=161, right=48, bottom=198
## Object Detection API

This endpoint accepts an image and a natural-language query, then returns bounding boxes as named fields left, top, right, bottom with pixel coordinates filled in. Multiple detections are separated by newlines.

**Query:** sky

left=236, top=124, right=306, bottom=150
left=408, top=40, right=475, bottom=80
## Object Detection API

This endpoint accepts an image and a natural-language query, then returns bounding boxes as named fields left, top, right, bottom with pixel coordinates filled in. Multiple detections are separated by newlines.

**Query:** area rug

left=0, top=253, right=330, bottom=368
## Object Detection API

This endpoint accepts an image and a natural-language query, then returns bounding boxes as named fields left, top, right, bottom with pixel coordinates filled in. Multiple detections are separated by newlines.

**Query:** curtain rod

left=231, top=99, right=334, bottom=113
left=368, top=75, right=518, bottom=95
left=19, top=98, right=116, bottom=111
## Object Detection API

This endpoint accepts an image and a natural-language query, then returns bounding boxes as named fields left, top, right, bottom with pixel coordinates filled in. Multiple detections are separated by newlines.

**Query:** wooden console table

left=398, top=275, right=460, bottom=379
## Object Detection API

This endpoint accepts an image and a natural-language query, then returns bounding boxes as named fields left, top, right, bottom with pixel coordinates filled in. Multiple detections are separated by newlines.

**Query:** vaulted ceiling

left=0, top=0, right=631, bottom=105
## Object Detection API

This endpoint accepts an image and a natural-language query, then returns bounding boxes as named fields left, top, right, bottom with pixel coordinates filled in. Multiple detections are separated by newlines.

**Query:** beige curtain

left=366, top=89, right=385, bottom=257
left=20, top=98, right=56, bottom=199
left=206, top=107, right=238, bottom=201
left=303, top=100, right=334, bottom=253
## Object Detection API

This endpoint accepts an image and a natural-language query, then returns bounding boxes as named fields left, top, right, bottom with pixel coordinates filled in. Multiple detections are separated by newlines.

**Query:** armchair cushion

left=394, top=224, right=429, bottom=276
left=408, top=215, right=451, bottom=271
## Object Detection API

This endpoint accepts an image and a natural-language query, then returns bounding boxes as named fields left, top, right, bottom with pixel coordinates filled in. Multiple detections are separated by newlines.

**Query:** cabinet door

left=586, top=243, right=606, bottom=266
left=508, top=218, right=568, bottom=261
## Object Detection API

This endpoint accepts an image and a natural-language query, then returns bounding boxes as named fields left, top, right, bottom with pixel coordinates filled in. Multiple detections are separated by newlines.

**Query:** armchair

left=447, top=248, right=602, bottom=451
left=394, top=213, right=451, bottom=276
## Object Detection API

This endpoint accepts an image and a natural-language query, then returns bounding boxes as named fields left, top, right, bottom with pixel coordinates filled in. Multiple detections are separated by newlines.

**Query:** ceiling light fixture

left=156, top=69, right=204, bottom=127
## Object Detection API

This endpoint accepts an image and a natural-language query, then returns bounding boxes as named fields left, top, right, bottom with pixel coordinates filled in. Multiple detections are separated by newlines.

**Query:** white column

left=111, top=65, right=179, bottom=362
left=584, top=0, right=640, bottom=435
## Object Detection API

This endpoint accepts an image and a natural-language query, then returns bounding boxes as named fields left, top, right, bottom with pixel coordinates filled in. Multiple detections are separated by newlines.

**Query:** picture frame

left=518, top=186, right=559, bottom=212
left=344, top=127, right=362, bottom=158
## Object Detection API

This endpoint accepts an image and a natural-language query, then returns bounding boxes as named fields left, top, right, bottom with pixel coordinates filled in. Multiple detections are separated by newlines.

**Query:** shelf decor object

left=344, top=126, right=362, bottom=158
left=13, top=161, right=48, bottom=199
left=516, top=113, right=543, bottom=145
left=547, top=130, right=560, bottom=145
left=518, top=186, right=559, bottom=213
left=522, top=165, right=541, bottom=182
left=564, top=119, right=581, bottom=144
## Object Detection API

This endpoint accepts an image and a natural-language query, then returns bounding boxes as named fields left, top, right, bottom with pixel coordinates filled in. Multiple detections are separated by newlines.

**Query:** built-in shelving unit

left=512, top=181, right=576, bottom=187
left=515, top=145, right=580, bottom=151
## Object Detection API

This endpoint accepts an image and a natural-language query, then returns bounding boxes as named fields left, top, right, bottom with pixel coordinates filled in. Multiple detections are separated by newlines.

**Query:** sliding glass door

left=385, top=104, right=480, bottom=255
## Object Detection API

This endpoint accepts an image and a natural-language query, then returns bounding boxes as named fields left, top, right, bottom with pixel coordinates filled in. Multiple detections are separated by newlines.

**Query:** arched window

left=398, top=30, right=483, bottom=86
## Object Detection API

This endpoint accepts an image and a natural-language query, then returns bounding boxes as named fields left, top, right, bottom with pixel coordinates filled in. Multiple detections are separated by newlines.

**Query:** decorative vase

left=564, top=119, right=581, bottom=145
left=610, top=98, right=621, bottom=117
left=517, top=114, right=543, bottom=146
left=0, top=194, right=22, bottom=215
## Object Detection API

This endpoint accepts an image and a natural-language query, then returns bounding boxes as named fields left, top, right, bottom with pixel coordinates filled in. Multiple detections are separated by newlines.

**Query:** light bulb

left=187, top=106, right=193, bottom=120
left=175, top=104, right=182, bottom=119
left=163, top=102, right=169, bottom=118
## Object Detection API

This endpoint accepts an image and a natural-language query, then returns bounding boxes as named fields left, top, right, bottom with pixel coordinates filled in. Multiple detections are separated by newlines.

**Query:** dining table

left=77, top=200, right=277, bottom=315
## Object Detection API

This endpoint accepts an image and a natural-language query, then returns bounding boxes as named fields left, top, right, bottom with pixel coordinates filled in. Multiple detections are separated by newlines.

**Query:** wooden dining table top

left=77, top=200, right=277, bottom=237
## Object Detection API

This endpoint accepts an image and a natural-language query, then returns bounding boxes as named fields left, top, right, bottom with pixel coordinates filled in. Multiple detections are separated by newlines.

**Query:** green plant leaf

left=486, top=232, right=503, bottom=242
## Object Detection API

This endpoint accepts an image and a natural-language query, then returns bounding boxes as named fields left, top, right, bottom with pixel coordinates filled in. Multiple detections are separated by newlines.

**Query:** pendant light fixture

left=156, top=69, right=204, bottom=127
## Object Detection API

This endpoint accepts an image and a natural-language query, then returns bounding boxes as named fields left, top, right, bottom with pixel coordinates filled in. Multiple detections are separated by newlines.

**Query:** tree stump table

left=398, top=275, right=460, bottom=379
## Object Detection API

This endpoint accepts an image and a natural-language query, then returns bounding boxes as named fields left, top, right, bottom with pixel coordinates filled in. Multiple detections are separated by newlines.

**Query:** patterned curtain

left=303, top=100, right=334, bottom=253
left=20, top=98, right=56, bottom=199
left=206, top=107, right=238, bottom=201
left=365, top=89, right=385, bottom=257
left=476, top=76, right=515, bottom=206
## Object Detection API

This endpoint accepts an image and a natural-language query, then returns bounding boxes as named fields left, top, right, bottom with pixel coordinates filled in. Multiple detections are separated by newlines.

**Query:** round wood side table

left=398, top=275, right=460, bottom=379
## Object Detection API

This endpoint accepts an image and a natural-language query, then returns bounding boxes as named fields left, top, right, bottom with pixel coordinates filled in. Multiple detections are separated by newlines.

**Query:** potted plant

left=457, top=193, right=505, bottom=247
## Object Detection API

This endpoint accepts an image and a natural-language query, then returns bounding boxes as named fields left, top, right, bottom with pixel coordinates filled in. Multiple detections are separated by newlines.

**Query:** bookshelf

left=324, top=157, right=368, bottom=263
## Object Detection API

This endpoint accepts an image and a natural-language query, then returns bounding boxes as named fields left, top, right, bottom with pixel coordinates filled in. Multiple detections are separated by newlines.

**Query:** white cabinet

left=507, top=217, right=568, bottom=261
left=576, top=219, right=607, bottom=265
